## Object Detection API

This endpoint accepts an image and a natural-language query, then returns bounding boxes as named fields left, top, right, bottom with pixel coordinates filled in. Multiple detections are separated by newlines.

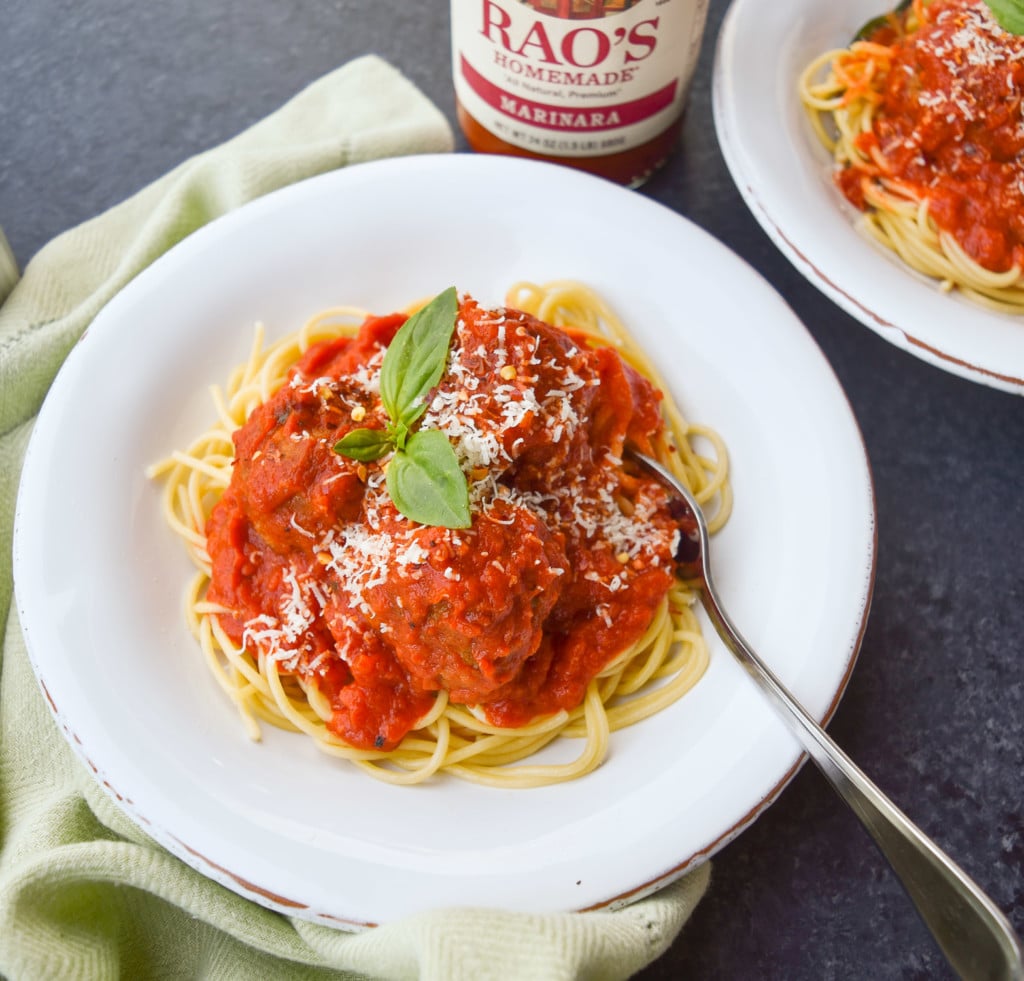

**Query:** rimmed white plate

left=13, top=154, right=874, bottom=927
left=713, top=0, right=1024, bottom=395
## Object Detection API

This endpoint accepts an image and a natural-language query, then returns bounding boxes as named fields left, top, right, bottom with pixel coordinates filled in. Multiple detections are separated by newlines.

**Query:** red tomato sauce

left=839, top=0, right=1024, bottom=273
left=205, top=295, right=680, bottom=749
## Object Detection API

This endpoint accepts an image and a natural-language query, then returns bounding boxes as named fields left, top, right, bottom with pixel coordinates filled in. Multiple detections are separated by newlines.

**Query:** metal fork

left=631, top=449, right=1023, bottom=981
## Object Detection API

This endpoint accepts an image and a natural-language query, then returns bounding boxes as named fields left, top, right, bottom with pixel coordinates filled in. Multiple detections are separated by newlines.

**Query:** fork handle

left=627, top=447, right=1022, bottom=977
left=701, top=590, right=1024, bottom=981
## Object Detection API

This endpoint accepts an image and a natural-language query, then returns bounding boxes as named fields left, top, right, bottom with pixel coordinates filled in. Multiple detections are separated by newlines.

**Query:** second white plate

left=713, top=0, right=1024, bottom=394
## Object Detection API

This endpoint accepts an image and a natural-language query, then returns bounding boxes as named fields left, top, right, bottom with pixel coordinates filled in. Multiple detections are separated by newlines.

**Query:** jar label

left=451, top=0, right=709, bottom=158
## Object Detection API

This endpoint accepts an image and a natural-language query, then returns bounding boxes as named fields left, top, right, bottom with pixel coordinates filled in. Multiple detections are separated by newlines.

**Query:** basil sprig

left=333, top=287, right=471, bottom=529
left=856, top=0, right=1024, bottom=39
left=853, top=0, right=910, bottom=41
left=986, top=0, right=1024, bottom=34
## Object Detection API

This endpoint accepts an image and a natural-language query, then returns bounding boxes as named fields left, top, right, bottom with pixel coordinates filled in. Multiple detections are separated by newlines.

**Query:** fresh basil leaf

left=333, top=427, right=394, bottom=462
left=855, top=0, right=1024, bottom=39
left=386, top=428, right=470, bottom=529
left=389, top=419, right=410, bottom=452
left=986, top=0, right=1024, bottom=33
left=853, top=0, right=910, bottom=41
left=330, top=288, right=469, bottom=529
left=395, top=398, right=428, bottom=431
left=380, top=287, right=458, bottom=424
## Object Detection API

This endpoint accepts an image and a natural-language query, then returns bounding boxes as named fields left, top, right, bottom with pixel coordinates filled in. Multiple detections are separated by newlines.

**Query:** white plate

left=13, top=155, right=874, bottom=927
left=713, top=0, right=1024, bottom=395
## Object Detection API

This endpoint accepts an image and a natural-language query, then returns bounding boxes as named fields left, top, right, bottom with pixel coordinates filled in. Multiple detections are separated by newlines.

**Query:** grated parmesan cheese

left=229, top=295, right=679, bottom=685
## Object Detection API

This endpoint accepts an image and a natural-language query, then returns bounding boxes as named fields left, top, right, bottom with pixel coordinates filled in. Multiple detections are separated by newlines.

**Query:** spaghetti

left=798, top=0, right=1024, bottom=312
left=148, top=282, right=730, bottom=787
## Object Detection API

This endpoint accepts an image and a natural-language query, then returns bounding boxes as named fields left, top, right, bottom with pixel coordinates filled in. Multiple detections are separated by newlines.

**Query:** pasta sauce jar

left=450, top=0, right=710, bottom=186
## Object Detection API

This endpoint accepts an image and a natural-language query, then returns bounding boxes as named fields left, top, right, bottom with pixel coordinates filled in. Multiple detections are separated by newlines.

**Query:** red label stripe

left=460, top=56, right=678, bottom=132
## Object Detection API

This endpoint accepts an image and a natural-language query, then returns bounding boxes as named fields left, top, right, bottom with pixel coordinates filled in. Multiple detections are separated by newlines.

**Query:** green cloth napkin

left=0, top=229, right=16, bottom=308
left=0, top=54, right=709, bottom=981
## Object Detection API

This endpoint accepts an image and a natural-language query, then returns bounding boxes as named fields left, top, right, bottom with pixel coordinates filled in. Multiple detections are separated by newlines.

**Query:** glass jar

left=450, top=0, right=710, bottom=186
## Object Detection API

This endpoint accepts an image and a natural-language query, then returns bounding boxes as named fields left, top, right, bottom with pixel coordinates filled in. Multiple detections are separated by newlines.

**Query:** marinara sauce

left=451, top=0, right=710, bottom=186
left=841, top=0, right=1024, bottom=272
left=204, top=296, right=682, bottom=750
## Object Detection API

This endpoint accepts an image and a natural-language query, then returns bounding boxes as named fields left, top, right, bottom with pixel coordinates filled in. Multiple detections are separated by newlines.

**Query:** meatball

left=364, top=499, right=567, bottom=704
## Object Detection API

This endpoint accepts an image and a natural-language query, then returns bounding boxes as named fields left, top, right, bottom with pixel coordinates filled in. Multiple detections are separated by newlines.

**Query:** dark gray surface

left=3, top=1, right=1021, bottom=978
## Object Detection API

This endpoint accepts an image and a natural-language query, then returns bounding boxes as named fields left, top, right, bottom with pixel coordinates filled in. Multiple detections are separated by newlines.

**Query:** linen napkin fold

left=0, top=54, right=709, bottom=981
left=0, top=228, right=17, bottom=307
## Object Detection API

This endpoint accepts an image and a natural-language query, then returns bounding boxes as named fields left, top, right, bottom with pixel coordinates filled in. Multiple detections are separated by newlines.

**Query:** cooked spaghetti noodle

left=798, top=0, right=1024, bottom=312
left=148, top=282, right=730, bottom=787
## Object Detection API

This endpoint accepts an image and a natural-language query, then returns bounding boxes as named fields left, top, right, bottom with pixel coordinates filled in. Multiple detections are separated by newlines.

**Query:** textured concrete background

left=2, top=1, right=1021, bottom=977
